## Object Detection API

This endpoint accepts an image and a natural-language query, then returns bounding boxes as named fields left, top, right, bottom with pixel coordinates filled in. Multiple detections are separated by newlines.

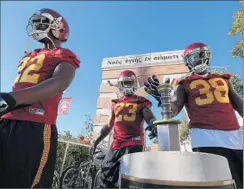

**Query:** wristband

left=0, top=93, right=16, bottom=112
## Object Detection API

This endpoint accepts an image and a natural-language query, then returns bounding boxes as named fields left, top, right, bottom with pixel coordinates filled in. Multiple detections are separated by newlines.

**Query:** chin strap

left=190, top=58, right=209, bottom=74
left=46, top=36, right=56, bottom=49
left=24, top=38, right=32, bottom=54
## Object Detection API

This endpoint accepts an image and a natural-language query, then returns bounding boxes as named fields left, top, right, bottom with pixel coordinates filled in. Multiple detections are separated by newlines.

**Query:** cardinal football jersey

left=110, top=95, right=152, bottom=149
left=182, top=73, right=240, bottom=131
left=2, top=48, right=80, bottom=125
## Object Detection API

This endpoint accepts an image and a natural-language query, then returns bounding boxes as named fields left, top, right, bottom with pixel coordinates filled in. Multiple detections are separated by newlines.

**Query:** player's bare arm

left=142, top=106, right=156, bottom=125
left=95, top=111, right=115, bottom=145
left=143, top=106, right=158, bottom=140
left=228, top=81, right=243, bottom=117
left=9, top=62, right=76, bottom=105
left=171, top=83, right=187, bottom=117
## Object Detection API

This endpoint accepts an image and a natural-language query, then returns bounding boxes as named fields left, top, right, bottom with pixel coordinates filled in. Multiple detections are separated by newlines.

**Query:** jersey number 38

left=190, top=78, right=230, bottom=106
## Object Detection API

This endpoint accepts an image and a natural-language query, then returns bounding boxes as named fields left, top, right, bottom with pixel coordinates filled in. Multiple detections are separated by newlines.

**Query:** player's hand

left=0, top=93, right=17, bottom=117
left=90, top=141, right=98, bottom=157
left=144, top=76, right=171, bottom=107
left=145, top=124, right=157, bottom=140
left=144, top=75, right=161, bottom=106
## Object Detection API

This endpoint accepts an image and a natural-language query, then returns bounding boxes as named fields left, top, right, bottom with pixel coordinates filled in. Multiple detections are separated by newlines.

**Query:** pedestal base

left=119, top=151, right=235, bottom=188
left=153, top=119, right=181, bottom=151
left=120, top=175, right=235, bottom=188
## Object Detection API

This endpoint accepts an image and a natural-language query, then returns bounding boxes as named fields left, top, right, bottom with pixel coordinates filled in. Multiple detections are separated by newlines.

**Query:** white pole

left=182, top=106, right=190, bottom=123
left=60, top=143, right=69, bottom=175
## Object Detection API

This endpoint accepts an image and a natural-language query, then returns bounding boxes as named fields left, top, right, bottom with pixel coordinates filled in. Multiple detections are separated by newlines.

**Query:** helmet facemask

left=184, top=49, right=211, bottom=74
left=26, top=13, right=63, bottom=48
left=118, top=78, right=137, bottom=96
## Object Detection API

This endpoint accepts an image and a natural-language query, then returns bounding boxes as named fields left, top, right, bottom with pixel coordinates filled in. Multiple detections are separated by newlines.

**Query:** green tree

left=230, top=73, right=243, bottom=97
left=179, top=121, right=190, bottom=143
left=228, top=1, right=244, bottom=58
left=81, top=114, right=94, bottom=139
left=55, top=131, right=89, bottom=173
left=55, top=115, right=94, bottom=172
left=212, top=68, right=243, bottom=97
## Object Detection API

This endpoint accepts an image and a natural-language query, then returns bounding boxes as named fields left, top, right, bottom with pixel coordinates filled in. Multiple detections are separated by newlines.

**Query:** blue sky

left=1, top=1, right=242, bottom=146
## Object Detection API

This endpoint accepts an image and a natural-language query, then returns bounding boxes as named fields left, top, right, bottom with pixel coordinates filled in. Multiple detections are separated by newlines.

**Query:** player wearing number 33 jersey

left=0, top=9, right=80, bottom=188
left=91, top=70, right=157, bottom=188
left=145, top=42, right=243, bottom=188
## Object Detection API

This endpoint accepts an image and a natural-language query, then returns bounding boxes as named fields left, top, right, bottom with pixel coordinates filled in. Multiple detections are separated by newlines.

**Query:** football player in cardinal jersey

left=0, top=9, right=80, bottom=187
left=144, top=42, right=243, bottom=188
left=91, top=70, right=156, bottom=188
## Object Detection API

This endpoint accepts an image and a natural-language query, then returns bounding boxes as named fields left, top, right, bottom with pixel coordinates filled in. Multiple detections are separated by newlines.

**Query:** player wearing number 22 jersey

left=2, top=48, right=79, bottom=124
left=0, top=9, right=80, bottom=188
left=92, top=70, right=156, bottom=188
left=145, top=42, right=243, bottom=188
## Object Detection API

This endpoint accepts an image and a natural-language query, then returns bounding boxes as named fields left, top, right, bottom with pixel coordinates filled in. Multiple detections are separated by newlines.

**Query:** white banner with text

left=102, top=50, right=184, bottom=69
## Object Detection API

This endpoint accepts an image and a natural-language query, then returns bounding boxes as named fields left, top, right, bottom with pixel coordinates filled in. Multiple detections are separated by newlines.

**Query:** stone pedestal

left=154, top=119, right=181, bottom=151
left=119, top=151, right=235, bottom=188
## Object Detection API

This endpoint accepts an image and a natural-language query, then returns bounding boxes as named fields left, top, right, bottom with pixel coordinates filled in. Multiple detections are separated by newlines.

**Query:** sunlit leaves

left=228, top=1, right=244, bottom=58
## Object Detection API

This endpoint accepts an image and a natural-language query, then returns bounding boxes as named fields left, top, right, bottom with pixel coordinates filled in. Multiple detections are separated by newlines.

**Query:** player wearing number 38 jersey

left=182, top=73, right=239, bottom=130
left=0, top=9, right=80, bottom=188
left=91, top=70, right=156, bottom=188
left=144, top=42, right=243, bottom=188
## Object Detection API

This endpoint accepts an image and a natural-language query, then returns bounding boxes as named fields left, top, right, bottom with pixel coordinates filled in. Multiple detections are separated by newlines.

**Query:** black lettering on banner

left=153, top=54, right=180, bottom=61
left=106, top=53, right=181, bottom=67
left=144, top=56, right=151, bottom=62
left=125, top=57, right=142, bottom=64
left=107, top=59, right=122, bottom=65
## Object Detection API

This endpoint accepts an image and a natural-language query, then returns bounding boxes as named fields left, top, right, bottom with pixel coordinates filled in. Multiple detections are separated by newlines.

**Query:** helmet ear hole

left=187, top=66, right=192, bottom=71
left=206, top=57, right=210, bottom=66
left=50, top=29, right=60, bottom=40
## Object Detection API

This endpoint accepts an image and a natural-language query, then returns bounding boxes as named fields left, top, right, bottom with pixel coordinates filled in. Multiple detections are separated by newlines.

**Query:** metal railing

left=57, top=139, right=91, bottom=175
left=57, top=139, right=110, bottom=175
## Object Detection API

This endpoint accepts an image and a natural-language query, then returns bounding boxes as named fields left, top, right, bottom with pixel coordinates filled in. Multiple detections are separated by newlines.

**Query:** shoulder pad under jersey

left=111, top=98, right=120, bottom=103
left=136, top=96, right=152, bottom=107
left=55, top=48, right=77, bottom=58
left=211, top=73, right=232, bottom=80
left=27, top=49, right=42, bottom=57
left=19, top=49, right=40, bottom=62
left=176, top=73, right=192, bottom=85
left=53, top=48, right=80, bottom=68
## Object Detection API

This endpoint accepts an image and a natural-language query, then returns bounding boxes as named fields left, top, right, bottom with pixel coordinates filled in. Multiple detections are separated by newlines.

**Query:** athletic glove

left=144, top=75, right=161, bottom=106
left=0, top=93, right=17, bottom=117
left=145, top=124, right=158, bottom=140
left=144, top=76, right=171, bottom=107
